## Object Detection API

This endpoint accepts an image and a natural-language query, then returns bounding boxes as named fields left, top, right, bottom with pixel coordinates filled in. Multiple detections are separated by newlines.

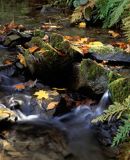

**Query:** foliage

left=95, top=0, right=130, bottom=40
left=70, top=0, right=95, bottom=23
left=92, top=96, right=130, bottom=146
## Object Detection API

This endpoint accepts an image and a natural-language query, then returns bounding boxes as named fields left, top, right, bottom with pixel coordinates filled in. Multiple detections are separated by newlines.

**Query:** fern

left=112, top=115, right=130, bottom=146
left=92, top=100, right=129, bottom=123
left=122, top=6, right=130, bottom=41
left=92, top=96, right=130, bottom=146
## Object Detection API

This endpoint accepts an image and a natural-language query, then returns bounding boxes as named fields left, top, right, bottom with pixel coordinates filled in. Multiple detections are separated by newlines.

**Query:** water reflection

left=0, top=0, right=47, bottom=27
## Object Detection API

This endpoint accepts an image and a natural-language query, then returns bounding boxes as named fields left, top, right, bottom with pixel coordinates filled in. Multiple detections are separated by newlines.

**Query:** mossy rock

left=72, top=59, right=121, bottom=94
left=108, top=78, right=130, bottom=103
left=23, top=36, right=81, bottom=87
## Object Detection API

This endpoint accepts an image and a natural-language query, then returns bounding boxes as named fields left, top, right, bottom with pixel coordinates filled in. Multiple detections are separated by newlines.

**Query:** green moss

left=108, top=71, right=122, bottom=83
left=80, top=59, right=108, bottom=80
left=109, top=78, right=130, bottom=103
left=50, top=33, right=64, bottom=49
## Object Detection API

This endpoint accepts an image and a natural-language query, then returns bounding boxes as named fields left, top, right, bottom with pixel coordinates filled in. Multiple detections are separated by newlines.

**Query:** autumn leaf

left=79, top=22, right=86, bottom=28
left=34, top=90, right=49, bottom=100
left=88, top=41, right=104, bottom=47
left=17, top=53, right=26, bottom=67
left=13, top=83, right=25, bottom=91
left=28, top=45, right=39, bottom=54
left=47, top=101, right=59, bottom=110
left=108, top=30, right=120, bottom=38
left=3, top=59, right=13, bottom=65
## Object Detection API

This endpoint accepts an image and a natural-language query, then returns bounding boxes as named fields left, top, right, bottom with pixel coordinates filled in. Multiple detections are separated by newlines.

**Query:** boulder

left=22, top=33, right=82, bottom=87
left=108, top=78, right=130, bottom=103
left=72, top=59, right=120, bottom=94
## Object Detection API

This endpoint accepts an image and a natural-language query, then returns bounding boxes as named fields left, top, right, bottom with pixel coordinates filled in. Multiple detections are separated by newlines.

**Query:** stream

left=0, top=0, right=122, bottom=160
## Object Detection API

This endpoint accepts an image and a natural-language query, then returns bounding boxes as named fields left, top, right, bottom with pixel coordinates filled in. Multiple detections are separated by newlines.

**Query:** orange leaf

left=17, top=53, right=26, bottom=67
left=3, top=59, right=13, bottom=65
left=13, top=83, right=25, bottom=90
left=28, top=46, right=39, bottom=54
left=47, top=101, right=59, bottom=110
left=112, top=42, right=127, bottom=49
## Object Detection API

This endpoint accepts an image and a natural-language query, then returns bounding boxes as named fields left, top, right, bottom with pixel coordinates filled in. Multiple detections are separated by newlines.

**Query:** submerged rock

left=109, top=78, right=130, bottom=103
left=0, top=120, right=69, bottom=160
left=72, top=59, right=120, bottom=94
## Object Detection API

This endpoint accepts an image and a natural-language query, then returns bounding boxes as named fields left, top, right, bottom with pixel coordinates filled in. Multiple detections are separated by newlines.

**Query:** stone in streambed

left=72, top=59, right=120, bottom=94
left=108, top=78, right=130, bottom=103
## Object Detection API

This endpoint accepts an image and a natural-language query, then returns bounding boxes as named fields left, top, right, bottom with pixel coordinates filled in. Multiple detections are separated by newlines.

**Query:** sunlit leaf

left=79, top=22, right=86, bottom=28
left=88, top=41, right=104, bottom=47
left=47, top=101, right=59, bottom=110
left=108, top=30, right=120, bottom=38
left=17, top=53, right=26, bottom=67
left=34, top=90, right=49, bottom=100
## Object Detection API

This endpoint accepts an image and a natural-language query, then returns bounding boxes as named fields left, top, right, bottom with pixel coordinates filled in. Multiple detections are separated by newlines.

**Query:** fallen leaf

left=34, top=90, right=49, bottom=100
left=3, top=59, right=13, bottom=65
left=13, top=83, right=25, bottom=91
left=79, top=22, right=86, bottom=28
left=125, top=44, right=130, bottom=53
left=47, top=101, right=59, bottom=110
left=17, top=53, right=26, bottom=67
left=28, top=45, right=39, bottom=54
left=112, top=42, right=127, bottom=49
left=88, top=41, right=104, bottom=47
left=108, top=30, right=120, bottom=38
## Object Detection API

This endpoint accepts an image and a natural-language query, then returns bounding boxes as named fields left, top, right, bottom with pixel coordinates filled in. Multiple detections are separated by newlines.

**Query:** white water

left=12, top=90, right=110, bottom=160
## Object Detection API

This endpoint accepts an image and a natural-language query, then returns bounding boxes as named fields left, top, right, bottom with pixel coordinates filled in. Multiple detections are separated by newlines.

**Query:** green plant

left=95, top=0, right=130, bottom=40
left=92, top=95, right=130, bottom=146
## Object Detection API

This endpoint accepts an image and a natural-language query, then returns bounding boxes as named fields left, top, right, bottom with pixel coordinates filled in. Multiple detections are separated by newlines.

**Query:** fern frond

left=92, top=95, right=130, bottom=123
left=92, top=102, right=128, bottom=123
left=122, top=8, right=130, bottom=41
left=112, top=115, right=130, bottom=146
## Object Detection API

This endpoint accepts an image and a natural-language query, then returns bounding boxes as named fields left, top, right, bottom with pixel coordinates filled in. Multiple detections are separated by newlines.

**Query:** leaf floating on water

left=13, top=83, right=25, bottom=91
left=47, top=101, right=59, bottom=110
left=34, top=90, right=49, bottom=100
left=17, top=53, right=26, bottom=67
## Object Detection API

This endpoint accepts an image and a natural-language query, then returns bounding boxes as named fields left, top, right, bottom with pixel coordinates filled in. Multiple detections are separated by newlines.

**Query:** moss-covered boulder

left=72, top=59, right=120, bottom=94
left=108, top=78, right=130, bottom=103
left=22, top=33, right=82, bottom=87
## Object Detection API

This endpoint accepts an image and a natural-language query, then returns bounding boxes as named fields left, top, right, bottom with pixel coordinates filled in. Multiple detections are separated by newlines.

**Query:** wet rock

left=3, top=30, right=32, bottom=48
left=0, top=120, right=69, bottom=160
left=0, top=107, right=16, bottom=123
left=0, top=89, right=61, bottom=120
left=72, top=59, right=120, bottom=94
left=88, top=52, right=130, bottom=66
left=22, top=34, right=82, bottom=87
left=109, top=78, right=130, bottom=103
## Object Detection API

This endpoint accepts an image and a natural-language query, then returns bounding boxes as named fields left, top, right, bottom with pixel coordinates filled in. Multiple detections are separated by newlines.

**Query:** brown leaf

left=3, top=59, right=13, bottom=65
left=47, top=101, right=59, bottom=110
left=17, top=53, right=26, bottom=67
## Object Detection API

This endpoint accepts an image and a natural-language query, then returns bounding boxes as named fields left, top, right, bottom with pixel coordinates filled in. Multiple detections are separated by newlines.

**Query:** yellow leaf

left=47, top=101, right=59, bottom=110
left=108, top=30, right=120, bottom=38
left=34, top=90, right=49, bottom=100
left=17, top=53, right=26, bottom=67
left=79, top=22, right=86, bottom=28
left=88, top=41, right=104, bottom=47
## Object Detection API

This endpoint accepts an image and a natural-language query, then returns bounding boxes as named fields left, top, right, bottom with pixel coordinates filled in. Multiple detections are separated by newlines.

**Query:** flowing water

left=0, top=1, right=116, bottom=159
